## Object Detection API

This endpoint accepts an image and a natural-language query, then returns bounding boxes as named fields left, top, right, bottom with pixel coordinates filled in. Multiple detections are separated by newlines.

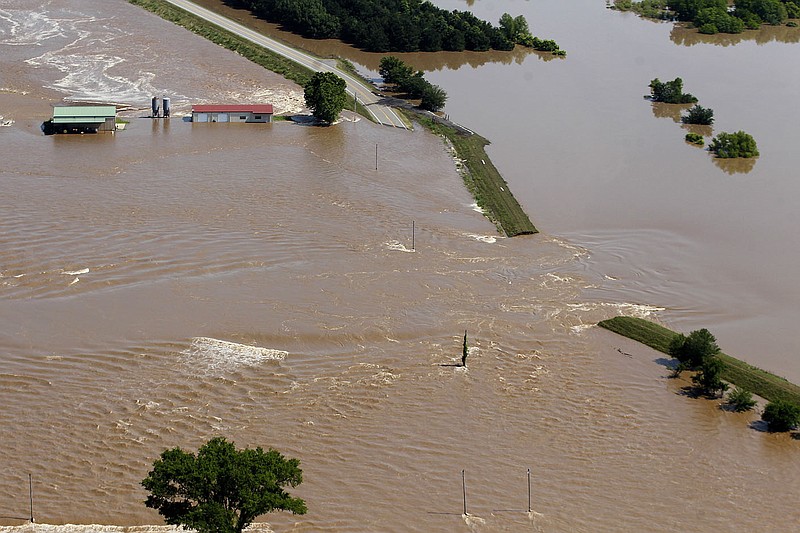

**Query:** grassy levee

left=599, top=316, right=800, bottom=405
left=416, top=116, right=538, bottom=237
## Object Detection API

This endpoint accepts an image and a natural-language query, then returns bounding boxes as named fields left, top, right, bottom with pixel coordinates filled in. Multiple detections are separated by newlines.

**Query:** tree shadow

left=680, top=123, right=713, bottom=138
left=711, top=156, right=757, bottom=175
left=650, top=101, right=692, bottom=122
left=749, top=419, right=771, bottom=433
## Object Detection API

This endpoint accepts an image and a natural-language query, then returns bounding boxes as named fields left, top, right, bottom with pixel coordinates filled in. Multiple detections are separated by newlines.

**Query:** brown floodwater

left=0, top=1, right=799, bottom=532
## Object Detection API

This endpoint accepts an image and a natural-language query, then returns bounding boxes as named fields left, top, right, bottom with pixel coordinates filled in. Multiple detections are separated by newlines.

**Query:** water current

left=0, top=1, right=798, bottom=532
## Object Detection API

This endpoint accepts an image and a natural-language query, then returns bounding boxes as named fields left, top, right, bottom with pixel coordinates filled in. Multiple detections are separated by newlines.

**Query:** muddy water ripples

left=1, top=1, right=799, bottom=532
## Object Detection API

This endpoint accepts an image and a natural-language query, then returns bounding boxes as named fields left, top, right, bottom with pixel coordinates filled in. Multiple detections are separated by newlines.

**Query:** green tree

left=304, top=71, right=348, bottom=124
left=709, top=131, right=759, bottom=158
left=420, top=83, right=448, bottom=112
left=726, top=387, right=757, bottom=412
left=681, top=104, right=714, bottom=125
left=649, top=77, right=698, bottom=104
left=668, top=328, right=720, bottom=369
left=379, top=56, right=414, bottom=85
left=761, top=399, right=800, bottom=432
left=692, top=356, right=728, bottom=397
left=667, top=0, right=727, bottom=21
left=142, top=437, right=306, bottom=533
left=735, top=0, right=788, bottom=24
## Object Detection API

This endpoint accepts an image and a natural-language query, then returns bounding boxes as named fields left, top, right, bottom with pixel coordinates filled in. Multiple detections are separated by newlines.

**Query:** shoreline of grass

left=414, top=114, right=537, bottom=237
left=598, top=316, right=800, bottom=405
left=130, top=0, right=537, bottom=236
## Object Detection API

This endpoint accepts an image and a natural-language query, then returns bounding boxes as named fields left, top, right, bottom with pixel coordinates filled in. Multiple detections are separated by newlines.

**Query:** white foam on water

left=470, top=202, right=485, bottom=214
left=466, top=233, right=498, bottom=244
left=0, top=9, right=66, bottom=47
left=16, top=9, right=182, bottom=106
left=570, top=323, right=595, bottom=334
left=384, top=240, right=414, bottom=252
left=567, top=302, right=665, bottom=319
left=219, top=86, right=305, bottom=115
left=62, top=268, right=89, bottom=275
left=183, top=337, right=287, bottom=373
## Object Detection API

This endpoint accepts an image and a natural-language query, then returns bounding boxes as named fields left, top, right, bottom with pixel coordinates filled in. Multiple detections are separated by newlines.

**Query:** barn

left=43, top=105, right=117, bottom=134
left=191, top=104, right=274, bottom=123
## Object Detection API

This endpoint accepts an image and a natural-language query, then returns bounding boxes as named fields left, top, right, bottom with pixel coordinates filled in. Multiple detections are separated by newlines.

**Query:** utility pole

left=462, top=469, right=468, bottom=515
left=29, top=473, right=33, bottom=523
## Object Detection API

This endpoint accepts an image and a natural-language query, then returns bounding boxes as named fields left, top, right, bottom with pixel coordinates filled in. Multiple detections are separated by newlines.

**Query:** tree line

left=380, top=56, right=447, bottom=111
left=613, top=0, right=800, bottom=34
left=233, top=0, right=563, bottom=53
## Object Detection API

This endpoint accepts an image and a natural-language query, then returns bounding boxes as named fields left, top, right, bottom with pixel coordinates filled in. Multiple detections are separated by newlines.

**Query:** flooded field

left=0, top=1, right=798, bottom=532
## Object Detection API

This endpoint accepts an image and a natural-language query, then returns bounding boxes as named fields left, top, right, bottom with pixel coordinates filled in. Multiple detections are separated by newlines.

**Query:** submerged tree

left=709, top=131, right=759, bottom=158
left=304, top=71, right=348, bottom=124
left=692, top=356, right=728, bottom=397
left=649, top=77, right=698, bottom=104
left=669, top=328, right=720, bottom=370
left=726, top=387, right=757, bottom=412
left=142, top=437, right=306, bottom=533
left=762, top=399, right=800, bottom=432
left=681, top=104, right=714, bottom=125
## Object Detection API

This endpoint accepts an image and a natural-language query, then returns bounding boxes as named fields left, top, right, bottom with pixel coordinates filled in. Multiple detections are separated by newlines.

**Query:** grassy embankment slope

left=130, top=0, right=538, bottom=237
left=599, top=316, right=800, bottom=405
left=416, top=116, right=537, bottom=236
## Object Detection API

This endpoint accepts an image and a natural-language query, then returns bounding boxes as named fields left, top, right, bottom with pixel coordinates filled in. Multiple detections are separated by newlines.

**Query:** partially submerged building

left=42, top=105, right=117, bottom=135
left=191, top=104, right=273, bottom=123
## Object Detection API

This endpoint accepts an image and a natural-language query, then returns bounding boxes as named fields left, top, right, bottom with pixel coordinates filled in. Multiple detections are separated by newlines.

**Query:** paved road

left=164, top=0, right=409, bottom=129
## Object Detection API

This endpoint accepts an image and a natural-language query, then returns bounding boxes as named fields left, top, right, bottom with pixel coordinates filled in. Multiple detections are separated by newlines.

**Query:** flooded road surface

left=0, top=1, right=799, bottom=532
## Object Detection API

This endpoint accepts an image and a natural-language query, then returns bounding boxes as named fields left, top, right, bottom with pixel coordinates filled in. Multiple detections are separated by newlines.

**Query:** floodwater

left=0, top=1, right=798, bottom=532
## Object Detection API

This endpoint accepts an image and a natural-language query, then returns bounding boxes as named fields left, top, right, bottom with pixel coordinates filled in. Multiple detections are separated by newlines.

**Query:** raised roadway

left=163, top=0, right=409, bottom=129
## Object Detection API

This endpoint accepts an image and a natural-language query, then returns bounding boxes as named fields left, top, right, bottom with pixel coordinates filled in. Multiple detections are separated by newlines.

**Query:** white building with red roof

left=191, top=104, right=274, bottom=123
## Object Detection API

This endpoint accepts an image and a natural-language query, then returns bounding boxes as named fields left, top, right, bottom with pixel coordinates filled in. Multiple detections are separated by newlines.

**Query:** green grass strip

left=598, top=316, right=800, bottom=405
left=416, top=116, right=537, bottom=237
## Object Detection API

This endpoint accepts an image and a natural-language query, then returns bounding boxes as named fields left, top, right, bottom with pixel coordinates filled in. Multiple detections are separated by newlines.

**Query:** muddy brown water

left=0, top=1, right=799, bottom=532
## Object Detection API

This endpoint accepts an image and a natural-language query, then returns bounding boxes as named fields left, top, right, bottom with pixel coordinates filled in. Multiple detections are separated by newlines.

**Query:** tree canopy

left=681, top=104, right=714, bottom=125
left=762, top=399, right=800, bottom=432
left=669, top=328, right=720, bottom=369
left=649, top=77, right=698, bottom=104
left=142, top=437, right=307, bottom=533
left=709, top=131, right=759, bottom=158
left=378, top=56, right=448, bottom=112
left=614, top=0, right=800, bottom=34
left=304, top=71, right=348, bottom=124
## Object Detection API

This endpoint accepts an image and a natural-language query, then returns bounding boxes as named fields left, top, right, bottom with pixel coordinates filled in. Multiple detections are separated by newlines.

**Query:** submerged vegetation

left=709, top=131, right=759, bottom=158
left=685, top=132, right=705, bottom=145
left=611, top=0, right=800, bottom=34
left=234, top=1, right=564, bottom=54
left=649, top=77, right=697, bottom=104
left=598, top=317, right=800, bottom=411
left=681, top=104, right=714, bottom=125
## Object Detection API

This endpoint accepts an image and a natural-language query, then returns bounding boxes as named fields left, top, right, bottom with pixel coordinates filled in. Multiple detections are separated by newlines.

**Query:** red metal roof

left=192, top=104, right=274, bottom=114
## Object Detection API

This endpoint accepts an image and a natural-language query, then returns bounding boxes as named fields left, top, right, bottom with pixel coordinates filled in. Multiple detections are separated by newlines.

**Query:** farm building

left=191, top=104, right=273, bottom=123
left=42, top=105, right=117, bottom=135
